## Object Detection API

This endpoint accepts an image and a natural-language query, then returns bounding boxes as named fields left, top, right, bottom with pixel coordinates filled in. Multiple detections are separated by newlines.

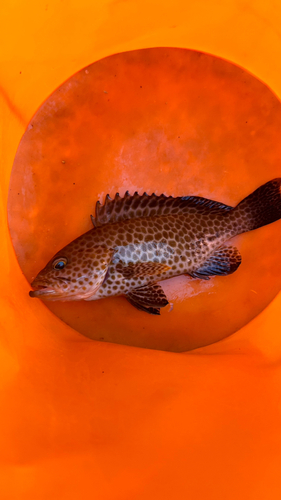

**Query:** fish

left=29, top=178, right=281, bottom=315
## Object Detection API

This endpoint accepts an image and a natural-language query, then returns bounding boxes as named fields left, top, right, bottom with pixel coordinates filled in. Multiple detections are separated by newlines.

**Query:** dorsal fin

left=90, top=191, right=233, bottom=228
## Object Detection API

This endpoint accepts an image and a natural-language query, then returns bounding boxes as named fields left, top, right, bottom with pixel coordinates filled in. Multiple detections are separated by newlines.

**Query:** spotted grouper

left=29, top=179, right=281, bottom=314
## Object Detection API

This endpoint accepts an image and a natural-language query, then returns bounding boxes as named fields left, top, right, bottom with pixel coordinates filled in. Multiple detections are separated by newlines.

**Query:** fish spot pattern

left=93, top=208, right=235, bottom=299
left=33, top=180, right=281, bottom=305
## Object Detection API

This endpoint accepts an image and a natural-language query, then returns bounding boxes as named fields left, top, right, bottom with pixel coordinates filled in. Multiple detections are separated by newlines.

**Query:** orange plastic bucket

left=1, top=2, right=281, bottom=499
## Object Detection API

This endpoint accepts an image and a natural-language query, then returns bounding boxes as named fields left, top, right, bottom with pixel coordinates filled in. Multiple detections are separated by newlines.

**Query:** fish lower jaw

left=29, top=287, right=98, bottom=301
left=29, top=288, right=57, bottom=299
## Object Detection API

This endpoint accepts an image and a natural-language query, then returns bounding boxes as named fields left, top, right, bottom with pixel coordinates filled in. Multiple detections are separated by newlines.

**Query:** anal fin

left=188, top=246, right=242, bottom=280
left=126, top=283, right=169, bottom=315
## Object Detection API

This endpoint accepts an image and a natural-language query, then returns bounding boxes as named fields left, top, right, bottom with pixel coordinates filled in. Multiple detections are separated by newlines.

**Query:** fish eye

left=53, top=258, right=68, bottom=270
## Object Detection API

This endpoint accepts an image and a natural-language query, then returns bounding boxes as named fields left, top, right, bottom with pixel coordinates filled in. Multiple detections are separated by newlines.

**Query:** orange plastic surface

left=1, top=1, right=281, bottom=499
left=8, top=47, right=281, bottom=351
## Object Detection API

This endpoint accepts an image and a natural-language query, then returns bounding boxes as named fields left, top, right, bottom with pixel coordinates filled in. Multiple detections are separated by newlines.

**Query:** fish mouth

left=29, top=285, right=56, bottom=298
left=29, top=276, right=71, bottom=299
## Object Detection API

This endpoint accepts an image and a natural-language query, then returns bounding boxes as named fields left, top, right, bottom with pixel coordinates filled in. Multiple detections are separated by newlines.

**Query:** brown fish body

left=89, top=211, right=235, bottom=301
left=29, top=179, right=281, bottom=314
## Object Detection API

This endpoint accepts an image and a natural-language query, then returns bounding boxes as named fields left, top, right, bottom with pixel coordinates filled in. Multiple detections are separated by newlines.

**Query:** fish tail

left=232, top=178, right=281, bottom=233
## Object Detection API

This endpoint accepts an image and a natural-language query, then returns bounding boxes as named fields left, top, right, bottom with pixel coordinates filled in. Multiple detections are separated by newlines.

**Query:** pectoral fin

left=188, top=246, right=242, bottom=280
left=126, top=283, right=169, bottom=315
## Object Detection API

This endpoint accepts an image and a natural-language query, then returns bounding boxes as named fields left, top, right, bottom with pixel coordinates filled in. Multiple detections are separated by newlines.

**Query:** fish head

left=29, top=234, right=113, bottom=301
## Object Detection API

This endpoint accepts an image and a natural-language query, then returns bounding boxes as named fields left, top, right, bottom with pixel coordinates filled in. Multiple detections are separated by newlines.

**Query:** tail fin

left=233, top=178, right=281, bottom=233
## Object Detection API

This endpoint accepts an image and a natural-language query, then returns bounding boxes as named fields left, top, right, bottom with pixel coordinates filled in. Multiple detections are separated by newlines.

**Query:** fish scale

left=92, top=214, right=226, bottom=300
left=29, top=179, right=281, bottom=315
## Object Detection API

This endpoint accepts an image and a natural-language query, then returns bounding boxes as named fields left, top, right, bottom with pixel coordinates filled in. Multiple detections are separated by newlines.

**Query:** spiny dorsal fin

left=90, top=191, right=233, bottom=228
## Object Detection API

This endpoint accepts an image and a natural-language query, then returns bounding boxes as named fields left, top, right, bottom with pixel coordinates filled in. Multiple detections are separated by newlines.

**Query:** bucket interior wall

left=1, top=1, right=281, bottom=499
